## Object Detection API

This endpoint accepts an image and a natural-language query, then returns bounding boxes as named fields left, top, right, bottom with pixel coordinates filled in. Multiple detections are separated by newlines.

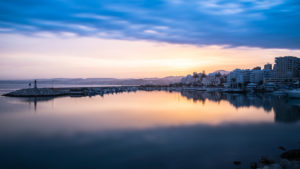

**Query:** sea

left=0, top=82, right=300, bottom=169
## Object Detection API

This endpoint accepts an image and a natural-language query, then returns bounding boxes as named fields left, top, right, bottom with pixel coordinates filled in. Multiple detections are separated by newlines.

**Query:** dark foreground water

left=0, top=85, right=300, bottom=169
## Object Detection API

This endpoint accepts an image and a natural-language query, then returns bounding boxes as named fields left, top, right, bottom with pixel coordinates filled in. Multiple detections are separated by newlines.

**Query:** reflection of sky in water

left=0, top=91, right=276, bottom=136
left=0, top=91, right=300, bottom=169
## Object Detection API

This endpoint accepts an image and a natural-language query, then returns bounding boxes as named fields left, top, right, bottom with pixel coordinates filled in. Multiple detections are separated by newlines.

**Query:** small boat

left=196, top=88, right=207, bottom=91
left=264, top=82, right=276, bottom=92
left=272, top=90, right=288, bottom=96
left=231, top=88, right=244, bottom=93
left=223, top=88, right=244, bottom=93
left=287, top=89, right=300, bottom=99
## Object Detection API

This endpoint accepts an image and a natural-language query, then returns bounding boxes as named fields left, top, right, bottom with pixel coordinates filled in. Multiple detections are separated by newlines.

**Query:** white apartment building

left=250, top=70, right=264, bottom=83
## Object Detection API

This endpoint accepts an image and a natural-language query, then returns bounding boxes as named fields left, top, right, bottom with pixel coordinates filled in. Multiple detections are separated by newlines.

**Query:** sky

left=0, top=0, right=300, bottom=79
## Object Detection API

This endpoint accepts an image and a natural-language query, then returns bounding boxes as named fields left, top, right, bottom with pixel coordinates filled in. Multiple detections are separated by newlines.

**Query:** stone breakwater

left=2, top=86, right=248, bottom=98
left=3, top=86, right=141, bottom=97
left=3, top=86, right=187, bottom=97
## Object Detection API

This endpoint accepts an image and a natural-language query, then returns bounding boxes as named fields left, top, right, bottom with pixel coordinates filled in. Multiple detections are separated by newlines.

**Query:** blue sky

left=1, top=0, right=299, bottom=49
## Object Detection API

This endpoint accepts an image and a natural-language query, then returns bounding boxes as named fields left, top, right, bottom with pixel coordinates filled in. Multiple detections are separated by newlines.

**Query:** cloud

left=0, top=0, right=299, bottom=49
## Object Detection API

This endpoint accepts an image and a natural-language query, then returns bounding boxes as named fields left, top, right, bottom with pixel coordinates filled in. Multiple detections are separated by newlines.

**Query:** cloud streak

left=0, top=0, right=300, bottom=49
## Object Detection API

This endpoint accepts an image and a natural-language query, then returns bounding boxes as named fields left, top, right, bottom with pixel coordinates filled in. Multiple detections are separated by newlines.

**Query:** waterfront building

left=237, top=69, right=250, bottom=85
left=181, top=71, right=225, bottom=87
left=265, top=56, right=300, bottom=86
left=263, top=69, right=273, bottom=80
left=202, top=76, right=221, bottom=86
left=262, top=63, right=274, bottom=84
left=264, top=63, right=272, bottom=70
left=273, top=56, right=300, bottom=79
left=227, top=69, right=250, bottom=88
left=181, top=74, right=193, bottom=84
left=252, top=66, right=261, bottom=70
left=226, top=69, right=239, bottom=87
left=250, top=70, right=263, bottom=84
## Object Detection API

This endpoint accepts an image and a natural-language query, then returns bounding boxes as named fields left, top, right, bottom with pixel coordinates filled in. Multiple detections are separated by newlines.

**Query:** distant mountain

left=208, top=70, right=229, bottom=76
left=141, top=76, right=183, bottom=85
left=0, top=76, right=183, bottom=86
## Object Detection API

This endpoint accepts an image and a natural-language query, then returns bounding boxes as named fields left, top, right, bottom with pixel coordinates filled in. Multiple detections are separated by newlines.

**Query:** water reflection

left=180, top=91, right=300, bottom=123
left=16, top=97, right=57, bottom=112
left=12, top=91, right=300, bottom=124
left=1, top=91, right=300, bottom=169
left=1, top=91, right=299, bottom=139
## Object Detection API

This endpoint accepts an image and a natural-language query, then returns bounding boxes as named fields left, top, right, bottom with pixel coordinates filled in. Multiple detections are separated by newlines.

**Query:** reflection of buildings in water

left=181, top=91, right=273, bottom=111
left=181, top=91, right=224, bottom=104
left=180, top=91, right=300, bottom=123
left=273, top=98, right=300, bottom=123
left=225, top=93, right=273, bottom=112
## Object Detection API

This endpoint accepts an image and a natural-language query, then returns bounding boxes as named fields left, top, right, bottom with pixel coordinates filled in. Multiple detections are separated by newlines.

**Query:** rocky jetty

left=3, top=86, right=188, bottom=98
left=3, top=88, right=69, bottom=97
left=3, top=86, right=140, bottom=97
left=235, top=149, right=300, bottom=169
left=258, top=159, right=300, bottom=169
left=281, top=149, right=300, bottom=161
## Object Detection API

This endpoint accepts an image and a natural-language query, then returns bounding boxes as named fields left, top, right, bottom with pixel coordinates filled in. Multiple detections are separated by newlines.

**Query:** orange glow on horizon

left=1, top=34, right=300, bottom=79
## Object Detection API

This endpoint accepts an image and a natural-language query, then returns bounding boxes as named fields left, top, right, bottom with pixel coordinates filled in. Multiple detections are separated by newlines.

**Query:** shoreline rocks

left=2, top=86, right=140, bottom=97
left=237, top=149, right=300, bottom=169
left=281, top=149, right=300, bottom=161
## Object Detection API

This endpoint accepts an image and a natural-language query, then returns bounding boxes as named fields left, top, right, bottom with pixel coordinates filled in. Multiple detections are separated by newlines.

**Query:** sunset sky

left=0, top=0, right=300, bottom=79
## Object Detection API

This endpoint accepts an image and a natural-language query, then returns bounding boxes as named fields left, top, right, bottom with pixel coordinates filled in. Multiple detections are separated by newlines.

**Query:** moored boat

left=287, top=89, right=300, bottom=99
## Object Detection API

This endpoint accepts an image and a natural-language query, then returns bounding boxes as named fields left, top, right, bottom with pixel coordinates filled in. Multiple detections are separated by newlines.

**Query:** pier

left=3, top=86, right=140, bottom=97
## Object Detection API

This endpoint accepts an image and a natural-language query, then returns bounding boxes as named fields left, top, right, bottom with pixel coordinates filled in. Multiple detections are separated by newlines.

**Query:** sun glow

left=1, top=33, right=300, bottom=79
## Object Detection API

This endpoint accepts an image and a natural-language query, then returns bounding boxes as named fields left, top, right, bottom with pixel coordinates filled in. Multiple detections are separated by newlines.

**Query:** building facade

left=273, top=56, right=300, bottom=79
left=226, top=69, right=251, bottom=87
left=250, top=70, right=263, bottom=83
left=264, top=63, right=272, bottom=70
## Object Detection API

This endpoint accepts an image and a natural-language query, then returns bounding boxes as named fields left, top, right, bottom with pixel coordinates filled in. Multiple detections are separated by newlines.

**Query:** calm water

left=1, top=85, right=300, bottom=169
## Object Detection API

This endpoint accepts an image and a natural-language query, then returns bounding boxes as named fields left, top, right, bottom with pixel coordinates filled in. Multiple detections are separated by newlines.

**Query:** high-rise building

left=273, top=56, right=300, bottom=78
left=263, top=69, right=273, bottom=79
left=252, top=66, right=261, bottom=70
left=264, top=63, right=272, bottom=70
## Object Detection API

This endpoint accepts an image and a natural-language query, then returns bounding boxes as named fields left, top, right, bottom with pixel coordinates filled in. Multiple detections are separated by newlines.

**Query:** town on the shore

left=177, top=56, right=300, bottom=92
